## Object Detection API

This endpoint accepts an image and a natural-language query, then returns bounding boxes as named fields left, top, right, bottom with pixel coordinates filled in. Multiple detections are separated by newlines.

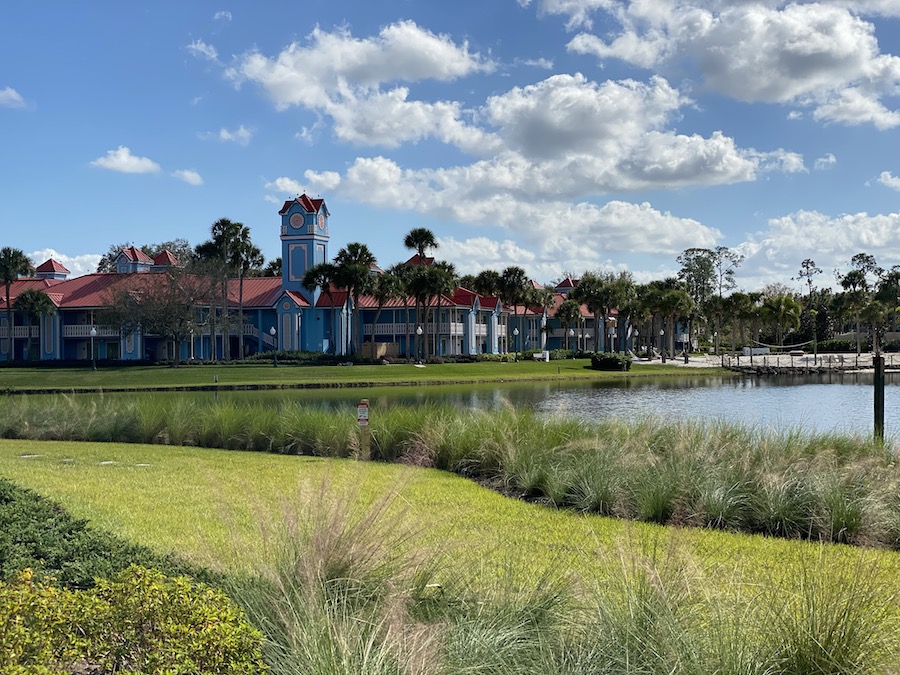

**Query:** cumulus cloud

left=0, top=86, right=25, bottom=108
left=565, top=1, right=900, bottom=128
left=226, top=21, right=494, bottom=150
left=815, top=153, right=837, bottom=170
left=265, top=176, right=306, bottom=195
left=89, top=146, right=160, bottom=174
left=878, top=171, right=900, bottom=191
left=187, top=39, right=218, bottom=62
left=736, top=208, right=900, bottom=290
left=27, top=249, right=101, bottom=278
left=172, top=169, right=203, bottom=185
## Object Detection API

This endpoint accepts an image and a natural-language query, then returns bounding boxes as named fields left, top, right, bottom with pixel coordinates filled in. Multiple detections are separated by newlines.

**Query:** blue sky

left=2, top=1, right=899, bottom=291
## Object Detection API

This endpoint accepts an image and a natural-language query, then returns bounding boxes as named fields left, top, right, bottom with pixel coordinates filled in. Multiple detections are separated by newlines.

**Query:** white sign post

left=357, top=399, right=371, bottom=458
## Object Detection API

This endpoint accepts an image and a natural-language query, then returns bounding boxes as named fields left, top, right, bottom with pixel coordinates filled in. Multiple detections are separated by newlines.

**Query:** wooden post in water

left=874, top=356, right=885, bottom=445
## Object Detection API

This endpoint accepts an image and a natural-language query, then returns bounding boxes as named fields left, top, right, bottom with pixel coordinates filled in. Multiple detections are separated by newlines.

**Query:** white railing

left=0, top=327, right=39, bottom=339
left=63, top=326, right=119, bottom=338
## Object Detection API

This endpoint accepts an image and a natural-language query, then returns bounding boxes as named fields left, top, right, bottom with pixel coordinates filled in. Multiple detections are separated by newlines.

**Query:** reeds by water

left=2, top=395, right=898, bottom=548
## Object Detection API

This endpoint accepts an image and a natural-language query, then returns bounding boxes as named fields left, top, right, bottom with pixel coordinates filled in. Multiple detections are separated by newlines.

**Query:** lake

left=92, top=370, right=900, bottom=438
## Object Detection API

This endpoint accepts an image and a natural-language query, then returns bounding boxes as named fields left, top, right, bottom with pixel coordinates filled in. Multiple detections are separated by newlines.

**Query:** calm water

left=90, top=371, right=900, bottom=437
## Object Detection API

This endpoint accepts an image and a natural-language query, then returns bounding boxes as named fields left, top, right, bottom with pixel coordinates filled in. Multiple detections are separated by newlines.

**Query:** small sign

left=357, top=400, right=369, bottom=427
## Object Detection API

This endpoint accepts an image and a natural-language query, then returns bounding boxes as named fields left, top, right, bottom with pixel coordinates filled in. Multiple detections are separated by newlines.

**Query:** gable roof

left=404, top=254, right=435, bottom=267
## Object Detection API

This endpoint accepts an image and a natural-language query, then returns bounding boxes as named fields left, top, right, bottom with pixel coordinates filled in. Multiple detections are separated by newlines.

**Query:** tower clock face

left=317, top=213, right=326, bottom=230
left=290, top=213, right=303, bottom=229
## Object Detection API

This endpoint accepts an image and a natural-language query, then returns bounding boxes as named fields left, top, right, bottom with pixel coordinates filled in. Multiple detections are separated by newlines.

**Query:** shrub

left=0, top=566, right=266, bottom=673
left=590, top=352, right=633, bottom=371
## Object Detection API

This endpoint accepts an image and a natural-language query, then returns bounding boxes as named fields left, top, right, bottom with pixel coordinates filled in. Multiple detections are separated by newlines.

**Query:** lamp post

left=682, top=332, right=689, bottom=363
left=659, top=328, right=666, bottom=364
left=189, top=328, right=195, bottom=361
left=90, top=326, right=97, bottom=371
left=416, top=325, right=423, bottom=363
left=269, top=326, right=277, bottom=367
left=513, top=327, right=519, bottom=362
left=633, top=329, right=639, bottom=356
left=568, top=328, right=574, bottom=353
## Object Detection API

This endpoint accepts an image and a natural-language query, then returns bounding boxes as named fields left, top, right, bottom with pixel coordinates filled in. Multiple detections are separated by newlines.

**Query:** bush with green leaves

left=590, top=352, right=633, bottom=371
left=0, top=565, right=266, bottom=673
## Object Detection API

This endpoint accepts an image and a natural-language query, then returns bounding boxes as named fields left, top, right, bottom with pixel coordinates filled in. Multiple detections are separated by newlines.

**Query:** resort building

left=0, top=195, right=602, bottom=363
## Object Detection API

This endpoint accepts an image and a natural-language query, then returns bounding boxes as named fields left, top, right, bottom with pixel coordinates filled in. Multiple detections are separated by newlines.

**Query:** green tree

left=403, top=227, right=437, bottom=259
left=333, top=243, right=377, bottom=356
left=500, top=266, right=530, bottom=355
left=762, top=293, right=802, bottom=346
left=368, top=271, right=404, bottom=357
left=556, top=298, right=582, bottom=350
left=0, top=247, right=34, bottom=361
left=472, top=269, right=502, bottom=297
left=11, top=289, right=55, bottom=361
left=302, top=262, right=339, bottom=354
left=103, top=270, right=204, bottom=366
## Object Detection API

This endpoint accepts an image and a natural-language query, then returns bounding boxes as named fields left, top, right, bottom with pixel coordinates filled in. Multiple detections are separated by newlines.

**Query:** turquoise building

left=2, top=195, right=601, bottom=363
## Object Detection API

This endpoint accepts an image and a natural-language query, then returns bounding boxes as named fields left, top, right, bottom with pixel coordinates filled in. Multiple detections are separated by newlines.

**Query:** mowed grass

left=0, top=359, right=725, bottom=392
left=1, top=437, right=897, bottom=596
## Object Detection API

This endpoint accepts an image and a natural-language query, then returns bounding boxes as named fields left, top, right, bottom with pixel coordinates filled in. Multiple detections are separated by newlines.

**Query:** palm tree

left=556, top=298, right=581, bottom=350
left=840, top=268, right=870, bottom=354
left=500, top=266, right=530, bottom=355
left=472, top=269, right=502, bottom=297
left=403, top=228, right=437, bottom=260
left=0, top=247, right=34, bottom=361
left=302, top=263, right=338, bottom=353
left=233, top=225, right=264, bottom=360
left=387, top=263, right=415, bottom=358
left=431, top=261, right=458, bottom=356
left=763, top=293, right=802, bottom=347
left=12, top=288, right=55, bottom=361
left=368, top=271, right=404, bottom=357
left=195, top=218, right=245, bottom=360
left=333, top=243, right=377, bottom=355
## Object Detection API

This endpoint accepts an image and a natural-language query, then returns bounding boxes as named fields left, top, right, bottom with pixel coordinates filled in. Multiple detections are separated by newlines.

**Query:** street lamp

left=189, top=328, right=195, bottom=361
left=270, top=326, right=277, bottom=367
left=513, top=327, right=520, bottom=362
left=659, top=328, right=666, bottom=364
left=633, top=329, right=639, bottom=356
left=568, top=328, right=574, bottom=353
left=416, top=325, right=423, bottom=363
left=90, top=326, right=97, bottom=371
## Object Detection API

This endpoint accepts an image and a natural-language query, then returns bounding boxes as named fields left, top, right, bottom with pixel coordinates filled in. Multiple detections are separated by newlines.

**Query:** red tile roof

left=35, top=259, right=70, bottom=274
left=152, top=250, right=181, bottom=266
left=404, top=254, right=435, bottom=267
left=278, top=193, right=327, bottom=215
left=121, top=246, right=153, bottom=262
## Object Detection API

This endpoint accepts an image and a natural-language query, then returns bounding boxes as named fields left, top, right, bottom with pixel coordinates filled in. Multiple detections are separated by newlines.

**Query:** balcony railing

left=62, top=326, right=119, bottom=338
left=0, top=327, right=38, bottom=339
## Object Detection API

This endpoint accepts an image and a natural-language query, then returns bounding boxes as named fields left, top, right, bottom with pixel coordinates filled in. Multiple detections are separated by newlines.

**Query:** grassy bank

left=1, top=439, right=899, bottom=673
left=0, top=395, right=896, bottom=548
left=0, top=359, right=727, bottom=393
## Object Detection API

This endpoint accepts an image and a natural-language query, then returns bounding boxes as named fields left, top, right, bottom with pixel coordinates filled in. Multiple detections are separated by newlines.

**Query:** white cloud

left=172, top=169, right=203, bottom=186
left=565, top=2, right=900, bottom=128
left=213, top=10, right=232, bottom=22
left=815, top=153, right=837, bottom=170
left=736, top=208, right=900, bottom=290
left=27, top=249, right=101, bottom=278
left=226, top=21, right=494, bottom=150
left=303, top=169, right=341, bottom=191
left=218, top=125, right=252, bottom=145
left=0, top=86, right=25, bottom=108
left=89, top=146, right=160, bottom=174
left=877, top=171, right=900, bottom=191
left=187, top=39, right=218, bottom=62
left=265, top=176, right=306, bottom=194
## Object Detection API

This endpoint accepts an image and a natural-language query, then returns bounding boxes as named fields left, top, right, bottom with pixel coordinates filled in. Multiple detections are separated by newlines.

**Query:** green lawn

left=0, top=437, right=894, bottom=594
left=0, top=360, right=729, bottom=392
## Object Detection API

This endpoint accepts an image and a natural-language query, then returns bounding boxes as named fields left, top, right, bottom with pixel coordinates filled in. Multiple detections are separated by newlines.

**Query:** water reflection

left=50, top=371, right=900, bottom=437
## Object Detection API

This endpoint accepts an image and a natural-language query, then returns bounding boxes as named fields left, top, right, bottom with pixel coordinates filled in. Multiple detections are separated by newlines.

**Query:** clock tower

left=279, top=194, right=329, bottom=303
